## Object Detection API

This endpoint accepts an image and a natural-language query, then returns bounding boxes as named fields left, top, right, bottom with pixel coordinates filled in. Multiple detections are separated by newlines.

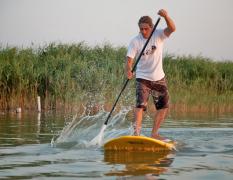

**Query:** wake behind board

left=104, top=136, right=175, bottom=152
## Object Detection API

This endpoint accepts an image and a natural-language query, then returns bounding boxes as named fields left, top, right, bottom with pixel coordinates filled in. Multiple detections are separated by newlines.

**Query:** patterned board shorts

left=136, top=77, right=169, bottom=111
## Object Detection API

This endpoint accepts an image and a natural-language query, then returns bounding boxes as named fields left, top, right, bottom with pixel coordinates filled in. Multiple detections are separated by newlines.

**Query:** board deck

left=104, top=135, right=175, bottom=152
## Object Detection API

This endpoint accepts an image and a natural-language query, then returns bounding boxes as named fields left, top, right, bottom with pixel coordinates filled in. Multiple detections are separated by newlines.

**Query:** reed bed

left=0, top=43, right=232, bottom=113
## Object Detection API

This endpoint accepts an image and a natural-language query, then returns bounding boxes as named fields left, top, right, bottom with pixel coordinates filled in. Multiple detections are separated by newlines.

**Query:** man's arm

left=125, top=57, right=134, bottom=79
left=158, top=9, right=176, bottom=37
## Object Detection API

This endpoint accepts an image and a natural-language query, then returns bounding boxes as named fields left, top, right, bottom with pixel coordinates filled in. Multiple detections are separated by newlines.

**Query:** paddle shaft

left=104, top=17, right=161, bottom=125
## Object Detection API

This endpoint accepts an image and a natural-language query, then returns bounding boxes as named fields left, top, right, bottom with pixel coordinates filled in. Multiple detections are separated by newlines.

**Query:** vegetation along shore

left=0, top=43, right=232, bottom=114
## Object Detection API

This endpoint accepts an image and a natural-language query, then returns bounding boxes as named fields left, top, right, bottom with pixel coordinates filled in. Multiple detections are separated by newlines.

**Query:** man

left=125, top=9, right=176, bottom=141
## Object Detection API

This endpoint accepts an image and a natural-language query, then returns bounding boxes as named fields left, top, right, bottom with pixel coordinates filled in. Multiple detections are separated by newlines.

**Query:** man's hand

left=158, top=9, right=168, bottom=18
left=127, top=70, right=134, bottom=80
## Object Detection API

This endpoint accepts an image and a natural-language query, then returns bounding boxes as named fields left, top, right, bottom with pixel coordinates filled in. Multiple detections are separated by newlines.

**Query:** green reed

left=165, top=55, right=233, bottom=97
left=0, top=43, right=232, bottom=112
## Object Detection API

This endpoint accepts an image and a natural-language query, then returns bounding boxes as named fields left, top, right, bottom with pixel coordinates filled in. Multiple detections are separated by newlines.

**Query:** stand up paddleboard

left=104, top=136, right=175, bottom=152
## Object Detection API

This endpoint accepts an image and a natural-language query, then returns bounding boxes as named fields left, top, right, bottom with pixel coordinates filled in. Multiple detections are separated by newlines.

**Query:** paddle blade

left=88, top=124, right=107, bottom=147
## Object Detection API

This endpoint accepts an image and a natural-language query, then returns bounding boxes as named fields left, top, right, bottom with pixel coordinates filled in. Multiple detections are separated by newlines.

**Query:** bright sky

left=0, top=0, right=233, bottom=61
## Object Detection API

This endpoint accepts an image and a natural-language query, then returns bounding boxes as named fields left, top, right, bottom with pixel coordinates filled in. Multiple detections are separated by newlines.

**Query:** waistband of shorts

left=136, top=77, right=166, bottom=83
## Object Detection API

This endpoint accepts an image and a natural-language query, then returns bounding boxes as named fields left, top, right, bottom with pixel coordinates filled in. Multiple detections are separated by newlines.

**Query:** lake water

left=0, top=108, right=233, bottom=180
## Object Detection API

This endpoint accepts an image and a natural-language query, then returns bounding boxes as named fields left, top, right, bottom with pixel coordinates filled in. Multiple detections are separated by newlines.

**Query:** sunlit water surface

left=0, top=109, right=233, bottom=180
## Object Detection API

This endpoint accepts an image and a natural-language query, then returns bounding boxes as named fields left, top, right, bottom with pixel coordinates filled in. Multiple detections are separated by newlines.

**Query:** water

left=0, top=109, right=233, bottom=180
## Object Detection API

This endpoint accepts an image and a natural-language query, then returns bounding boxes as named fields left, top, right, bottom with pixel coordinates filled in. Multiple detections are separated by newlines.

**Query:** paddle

left=90, top=17, right=161, bottom=146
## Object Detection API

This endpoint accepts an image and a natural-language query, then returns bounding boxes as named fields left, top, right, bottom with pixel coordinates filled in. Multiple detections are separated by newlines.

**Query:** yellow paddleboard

left=104, top=135, right=175, bottom=152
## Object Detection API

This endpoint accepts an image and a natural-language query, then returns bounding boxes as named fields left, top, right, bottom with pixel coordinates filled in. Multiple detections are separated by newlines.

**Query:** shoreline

left=1, top=101, right=232, bottom=116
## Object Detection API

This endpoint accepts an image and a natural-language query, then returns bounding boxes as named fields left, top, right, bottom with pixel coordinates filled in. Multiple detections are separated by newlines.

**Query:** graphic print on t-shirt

left=142, top=45, right=157, bottom=56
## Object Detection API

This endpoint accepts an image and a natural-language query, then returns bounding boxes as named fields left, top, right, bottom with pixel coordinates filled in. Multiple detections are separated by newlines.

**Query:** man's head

left=138, top=16, right=153, bottom=39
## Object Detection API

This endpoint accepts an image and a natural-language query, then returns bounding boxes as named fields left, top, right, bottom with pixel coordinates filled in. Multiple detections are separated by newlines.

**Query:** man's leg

left=133, top=107, right=144, bottom=135
left=151, top=107, right=168, bottom=139
left=134, top=79, right=150, bottom=136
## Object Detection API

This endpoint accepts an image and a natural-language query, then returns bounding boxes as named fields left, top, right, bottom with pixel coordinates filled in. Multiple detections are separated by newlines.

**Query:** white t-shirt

left=127, top=29, right=167, bottom=81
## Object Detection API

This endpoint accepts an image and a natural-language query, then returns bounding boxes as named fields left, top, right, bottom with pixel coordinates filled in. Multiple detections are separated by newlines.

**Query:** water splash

left=51, top=106, right=133, bottom=149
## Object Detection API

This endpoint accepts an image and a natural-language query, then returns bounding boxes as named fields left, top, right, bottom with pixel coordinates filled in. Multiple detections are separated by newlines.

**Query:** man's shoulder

left=153, top=29, right=167, bottom=39
left=131, top=34, right=141, bottom=41
left=129, top=34, right=141, bottom=47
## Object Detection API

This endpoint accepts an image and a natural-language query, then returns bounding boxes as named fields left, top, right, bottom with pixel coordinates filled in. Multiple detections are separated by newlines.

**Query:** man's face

left=139, top=23, right=152, bottom=39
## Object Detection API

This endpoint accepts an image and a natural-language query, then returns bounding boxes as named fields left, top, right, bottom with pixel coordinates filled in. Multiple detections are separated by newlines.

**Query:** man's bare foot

left=151, top=134, right=171, bottom=142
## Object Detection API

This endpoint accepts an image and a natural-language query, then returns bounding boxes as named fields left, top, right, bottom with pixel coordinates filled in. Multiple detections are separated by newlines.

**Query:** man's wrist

left=164, top=13, right=169, bottom=20
left=127, top=67, right=132, bottom=72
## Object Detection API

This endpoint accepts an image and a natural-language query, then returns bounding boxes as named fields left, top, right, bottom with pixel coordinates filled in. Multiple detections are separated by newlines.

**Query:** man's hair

left=138, top=16, right=153, bottom=28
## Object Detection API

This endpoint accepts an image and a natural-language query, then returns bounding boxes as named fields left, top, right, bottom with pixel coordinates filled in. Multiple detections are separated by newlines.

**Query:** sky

left=0, top=0, right=233, bottom=61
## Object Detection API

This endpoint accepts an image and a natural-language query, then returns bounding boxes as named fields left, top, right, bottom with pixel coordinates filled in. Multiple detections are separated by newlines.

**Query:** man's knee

left=157, top=107, right=169, bottom=116
left=135, top=105, right=147, bottom=111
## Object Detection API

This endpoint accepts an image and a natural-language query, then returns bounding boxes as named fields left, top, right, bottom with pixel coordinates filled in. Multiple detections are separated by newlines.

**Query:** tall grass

left=0, top=43, right=232, bottom=112
left=164, top=54, right=233, bottom=113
